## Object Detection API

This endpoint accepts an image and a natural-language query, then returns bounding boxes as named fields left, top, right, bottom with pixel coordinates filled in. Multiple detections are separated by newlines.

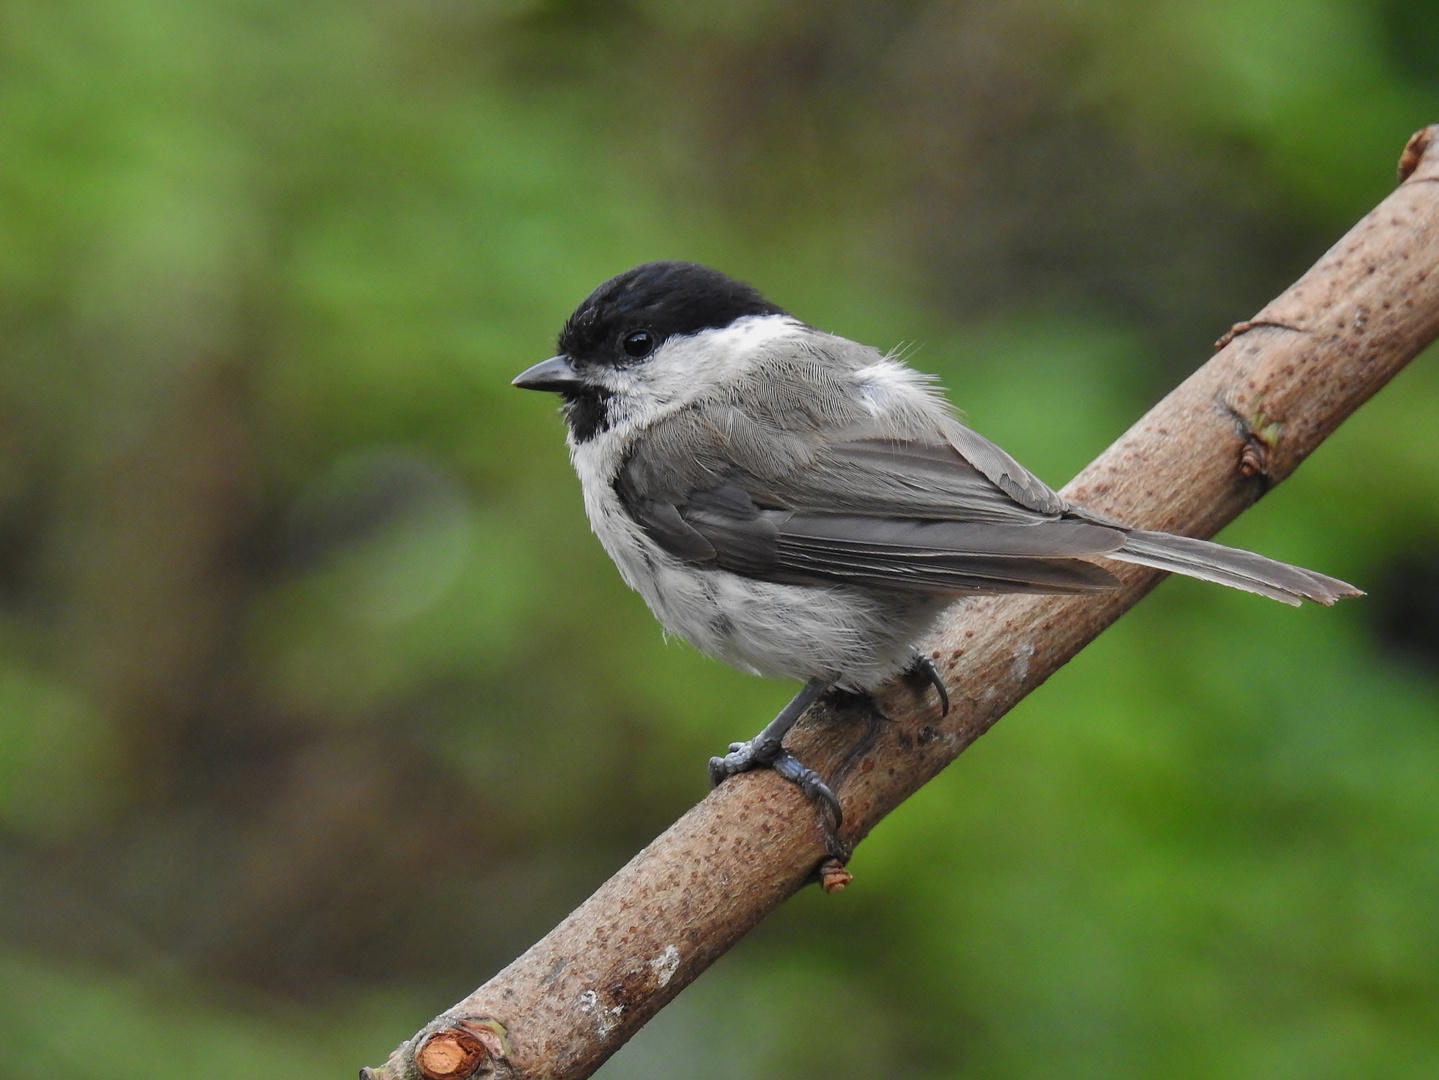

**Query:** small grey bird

left=514, top=261, right=1360, bottom=820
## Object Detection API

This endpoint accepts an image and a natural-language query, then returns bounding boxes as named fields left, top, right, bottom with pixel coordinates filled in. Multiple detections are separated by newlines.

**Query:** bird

left=513, top=260, right=1361, bottom=822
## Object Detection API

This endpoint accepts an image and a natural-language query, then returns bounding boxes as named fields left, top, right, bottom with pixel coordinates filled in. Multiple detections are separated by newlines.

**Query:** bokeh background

left=1, top=1, right=1438, bottom=1077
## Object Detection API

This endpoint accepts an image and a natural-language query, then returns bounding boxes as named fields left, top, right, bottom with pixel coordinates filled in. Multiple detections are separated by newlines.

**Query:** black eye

left=621, top=329, right=656, bottom=359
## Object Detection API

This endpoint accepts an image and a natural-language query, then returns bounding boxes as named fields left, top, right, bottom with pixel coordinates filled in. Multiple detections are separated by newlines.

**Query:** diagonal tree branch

left=364, top=125, right=1439, bottom=1080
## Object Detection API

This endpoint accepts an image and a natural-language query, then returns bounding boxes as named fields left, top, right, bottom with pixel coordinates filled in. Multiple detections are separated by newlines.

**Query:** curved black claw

left=911, top=654, right=950, bottom=716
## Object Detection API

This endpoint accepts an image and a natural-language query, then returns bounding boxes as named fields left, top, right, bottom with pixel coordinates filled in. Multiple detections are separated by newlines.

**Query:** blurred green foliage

left=0, top=1, right=1436, bottom=1077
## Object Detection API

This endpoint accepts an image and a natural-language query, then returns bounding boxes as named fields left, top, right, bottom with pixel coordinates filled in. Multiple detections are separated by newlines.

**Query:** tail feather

left=1106, top=530, right=1363, bottom=607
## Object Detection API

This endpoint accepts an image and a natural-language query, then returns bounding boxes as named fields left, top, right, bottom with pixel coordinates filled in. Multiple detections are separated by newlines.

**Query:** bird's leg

left=709, top=678, right=841, bottom=824
left=908, top=652, right=950, bottom=716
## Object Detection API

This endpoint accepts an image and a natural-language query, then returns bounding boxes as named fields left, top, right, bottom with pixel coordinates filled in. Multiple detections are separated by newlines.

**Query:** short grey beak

left=513, top=355, right=584, bottom=393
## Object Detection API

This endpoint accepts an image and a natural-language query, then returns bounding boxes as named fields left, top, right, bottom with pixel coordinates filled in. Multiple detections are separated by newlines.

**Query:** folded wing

left=617, top=412, right=1360, bottom=606
left=623, top=474, right=1126, bottom=597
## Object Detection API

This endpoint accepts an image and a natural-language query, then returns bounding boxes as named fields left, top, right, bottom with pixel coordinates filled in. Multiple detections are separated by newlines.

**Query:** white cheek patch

left=852, top=358, right=938, bottom=417
left=700, top=313, right=807, bottom=358
left=643, top=315, right=805, bottom=405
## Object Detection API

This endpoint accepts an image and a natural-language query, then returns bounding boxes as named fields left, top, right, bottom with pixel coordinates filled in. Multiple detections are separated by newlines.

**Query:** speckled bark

left=363, top=126, right=1439, bottom=1080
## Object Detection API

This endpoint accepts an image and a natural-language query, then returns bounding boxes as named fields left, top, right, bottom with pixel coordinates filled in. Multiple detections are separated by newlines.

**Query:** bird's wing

left=616, top=338, right=1359, bottom=606
left=773, top=438, right=1059, bottom=524
left=621, top=334, right=1074, bottom=518
left=614, top=339, right=1118, bottom=595
left=617, top=458, right=1126, bottom=597
left=938, top=421, right=1069, bottom=517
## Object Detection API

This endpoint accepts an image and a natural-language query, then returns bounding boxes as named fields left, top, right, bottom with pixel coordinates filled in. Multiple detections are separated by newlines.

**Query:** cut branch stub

left=1399, top=123, right=1437, bottom=181
left=417, top=1031, right=487, bottom=1080
left=365, top=1018, right=513, bottom=1080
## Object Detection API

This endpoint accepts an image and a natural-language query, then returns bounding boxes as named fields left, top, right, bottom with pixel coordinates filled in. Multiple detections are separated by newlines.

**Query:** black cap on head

left=558, top=261, right=788, bottom=368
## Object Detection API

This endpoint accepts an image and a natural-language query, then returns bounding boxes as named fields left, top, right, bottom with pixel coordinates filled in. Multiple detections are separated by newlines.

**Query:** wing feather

left=623, top=477, right=1124, bottom=597
left=778, top=439, right=1050, bottom=524
left=611, top=337, right=1357, bottom=608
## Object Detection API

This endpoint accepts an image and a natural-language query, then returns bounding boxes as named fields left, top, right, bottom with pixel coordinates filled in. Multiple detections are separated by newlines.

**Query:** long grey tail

left=1106, top=530, right=1363, bottom=607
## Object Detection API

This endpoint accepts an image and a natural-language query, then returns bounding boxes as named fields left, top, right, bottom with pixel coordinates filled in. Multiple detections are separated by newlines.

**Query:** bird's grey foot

left=909, top=652, right=950, bottom=716
left=771, top=750, right=841, bottom=824
left=708, top=677, right=840, bottom=824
